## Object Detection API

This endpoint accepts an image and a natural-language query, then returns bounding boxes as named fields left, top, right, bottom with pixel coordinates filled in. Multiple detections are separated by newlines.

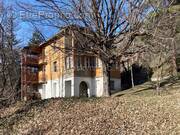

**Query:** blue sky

left=4, top=0, right=58, bottom=47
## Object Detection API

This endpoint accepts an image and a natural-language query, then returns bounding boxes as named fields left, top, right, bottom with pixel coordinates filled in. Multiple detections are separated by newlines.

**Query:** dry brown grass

left=0, top=83, right=180, bottom=135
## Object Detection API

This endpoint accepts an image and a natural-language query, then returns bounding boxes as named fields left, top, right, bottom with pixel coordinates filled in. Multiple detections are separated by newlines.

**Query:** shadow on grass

left=132, top=87, right=154, bottom=94
left=0, top=99, right=50, bottom=129
left=113, top=82, right=154, bottom=97
left=0, top=96, right=102, bottom=130
left=158, top=77, right=180, bottom=88
left=116, top=93, right=125, bottom=97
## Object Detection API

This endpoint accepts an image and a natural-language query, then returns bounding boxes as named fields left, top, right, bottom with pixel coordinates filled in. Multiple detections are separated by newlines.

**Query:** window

left=90, top=57, right=95, bottom=68
left=30, top=67, right=38, bottom=73
left=96, top=58, right=99, bottom=67
left=69, top=56, right=72, bottom=68
left=65, top=56, right=72, bottom=69
left=77, top=56, right=81, bottom=68
left=35, top=67, right=38, bottom=73
left=65, top=57, right=68, bottom=69
left=31, top=67, right=34, bottom=73
left=81, top=57, right=84, bottom=68
left=93, top=57, right=95, bottom=67
left=86, top=57, right=90, bottom=68
left=86, top=57, right=88, bottom=68
left=68, top=57, right=71, bottom=69
left=45, top=49, right=48, bottom=56
left=53, top=61, right=57, bottom=72
left=112, top=63, right=116, bottom=68
left=88, top=57, right=91, bottom=68
left=90, top=57, right=93, bottom=67
left=42, top=65, right=46, bottom=72
left=110, top=81, right=115, bottom=90
left=116, top=62, right=120, bottom=69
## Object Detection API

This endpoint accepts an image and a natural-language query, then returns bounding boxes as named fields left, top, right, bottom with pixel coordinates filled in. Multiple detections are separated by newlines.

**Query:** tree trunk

left=107, top=69, right=111, bottom=96
left=172, top=39, right=177, bottom=76
left=102, top=62, right=111, bottom=97
left=156, top=81, right=161, bottom=95
left=130, top=65, right=135, bottom=89
left=156, top=64, right=162, bottom=95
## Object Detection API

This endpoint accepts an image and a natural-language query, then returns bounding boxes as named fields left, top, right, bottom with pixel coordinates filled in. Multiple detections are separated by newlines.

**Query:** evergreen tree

left=28, top=30, right=44, bottom=46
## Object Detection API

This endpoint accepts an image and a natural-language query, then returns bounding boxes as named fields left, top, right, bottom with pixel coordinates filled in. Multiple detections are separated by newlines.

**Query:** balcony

left=22, top=72, right=38, bottom=84
left=22, top=56, right=39, bottom=66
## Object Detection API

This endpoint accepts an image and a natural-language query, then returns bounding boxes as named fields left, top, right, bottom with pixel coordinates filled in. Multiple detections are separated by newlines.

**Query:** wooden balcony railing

left=22, top=54, right=47, bottom=66
left=22, top=56, right=39, bottom=65
left=21, top=72, right=38, bottom=84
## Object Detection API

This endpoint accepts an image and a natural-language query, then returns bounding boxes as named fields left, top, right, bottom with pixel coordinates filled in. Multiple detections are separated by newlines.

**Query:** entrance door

left=79, top=81, right=88, bottom=97
left=65, top=81, right=71, bottom=97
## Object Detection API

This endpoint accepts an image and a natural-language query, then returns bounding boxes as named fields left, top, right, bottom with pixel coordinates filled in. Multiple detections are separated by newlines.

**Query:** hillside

left=133, top=4, right=180, bottom=80
left=0, top=81, right=180, bottom=135
left=0, top=5, right=180, bottom=135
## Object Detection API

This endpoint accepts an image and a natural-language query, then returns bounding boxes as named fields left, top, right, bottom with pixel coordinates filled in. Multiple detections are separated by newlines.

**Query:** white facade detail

left=38, top=76, right=121, bottom=99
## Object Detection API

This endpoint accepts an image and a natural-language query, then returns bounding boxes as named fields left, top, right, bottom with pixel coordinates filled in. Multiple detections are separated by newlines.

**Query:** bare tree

left=135, top=2, right=178, bottom=94
left=0, top=3, right=21, bottom=105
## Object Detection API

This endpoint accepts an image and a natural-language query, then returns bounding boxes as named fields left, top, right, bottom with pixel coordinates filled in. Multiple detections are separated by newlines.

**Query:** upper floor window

left=42, top=65, right=46, bottom=72
left=116, top=62, right=120, bottom=69
left=65, top=56, right=73, bottom=69
left=96, top=58, right=99, bottom=67
left=45, top=49, right=48, bottom=56
left=53, top=61, right=57, bottom=72
left=86, top=57, right=90, bottom=68
left=81, top=57, right=85, bottom=67
left=77, top=56, right=81, bottom=68
left=27, top=66, right=38, bottom=73
left=90, top=57, right=95, bottom=67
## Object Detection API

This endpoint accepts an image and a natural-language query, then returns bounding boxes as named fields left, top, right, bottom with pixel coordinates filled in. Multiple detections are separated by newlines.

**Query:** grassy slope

left=0, top=81, right=180, bottom=135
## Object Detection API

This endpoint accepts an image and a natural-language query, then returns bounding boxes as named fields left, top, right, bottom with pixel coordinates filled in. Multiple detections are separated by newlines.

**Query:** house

left=21, top=27, right=122, bottom=100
